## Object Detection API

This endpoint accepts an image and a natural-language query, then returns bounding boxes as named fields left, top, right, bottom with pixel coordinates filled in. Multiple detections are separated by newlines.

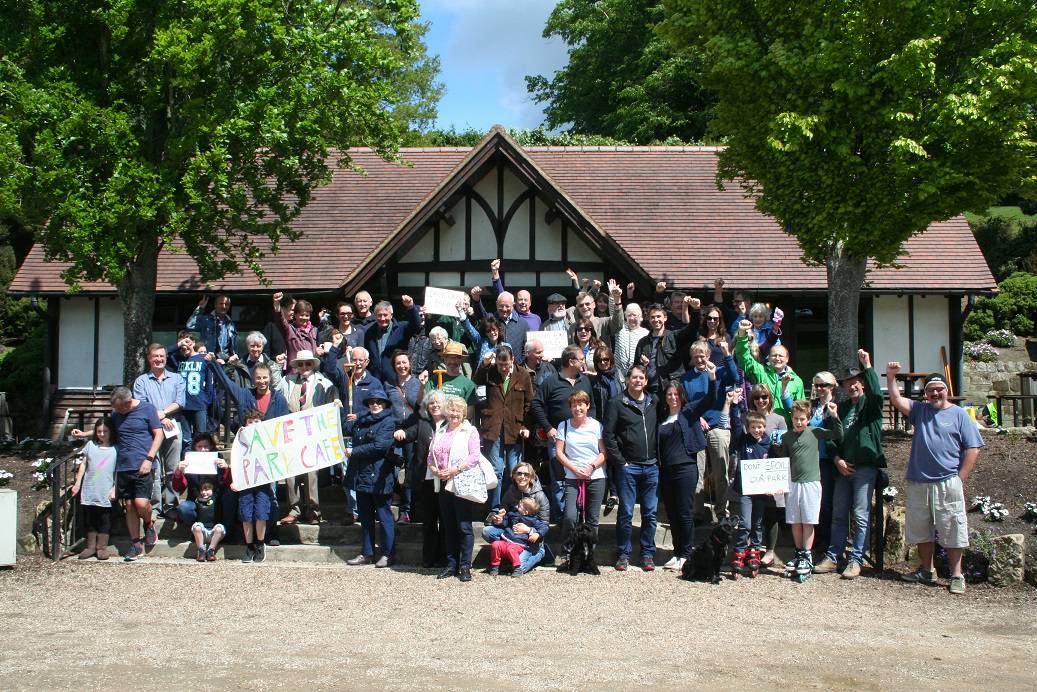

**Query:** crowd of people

left=66, top=260, right=984, bottom=593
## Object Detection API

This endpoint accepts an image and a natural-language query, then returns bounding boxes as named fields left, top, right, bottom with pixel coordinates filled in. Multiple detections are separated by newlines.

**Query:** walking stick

left=433, top=368, right=447, bottom=390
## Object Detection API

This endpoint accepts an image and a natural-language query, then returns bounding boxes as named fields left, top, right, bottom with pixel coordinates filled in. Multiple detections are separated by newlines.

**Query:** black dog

left=680, top=519, right=734, bottom=584
left=568, top=521, right=600, bottom=575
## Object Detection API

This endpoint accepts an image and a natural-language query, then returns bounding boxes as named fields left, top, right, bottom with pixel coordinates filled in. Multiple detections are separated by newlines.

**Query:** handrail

left=45, top=409, right=83, bottom=560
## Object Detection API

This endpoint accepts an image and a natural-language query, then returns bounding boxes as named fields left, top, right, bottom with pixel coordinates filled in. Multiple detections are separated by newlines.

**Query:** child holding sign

left=773, top=399, right=843, bottom=581
left=235, top=409, right=273, bottom=563
left=727, top=397, right=772, bottom=579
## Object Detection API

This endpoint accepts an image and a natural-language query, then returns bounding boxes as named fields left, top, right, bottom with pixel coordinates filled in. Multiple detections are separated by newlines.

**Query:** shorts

left=239, top=485, right=274, bottom=522
left=191, top=523, right=226, bottom=544
left=116, top=470, right=152, bottom=500
left=905, top=476, right=969, bottom=548
left=784, top=480, right=821, bottom=524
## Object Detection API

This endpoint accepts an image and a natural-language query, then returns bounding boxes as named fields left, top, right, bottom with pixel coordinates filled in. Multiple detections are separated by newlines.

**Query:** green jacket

left=734, top=334, right=804, bottom=422
left=835, top=366, right=887, bottom=468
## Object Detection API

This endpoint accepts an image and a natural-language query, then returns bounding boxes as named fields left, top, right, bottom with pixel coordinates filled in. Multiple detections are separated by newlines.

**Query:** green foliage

left=526, top=0, right=713, bottom=144
left=0, top=0, right=440, bottom=289
left=661, top=0, right=1037, bottom=267
left=0, top=326, right=44, bottom=436
left=970, top=214, right=1037, bottom=282
left=965, top=272, right=1037, bottom=339
left=404, top=126, right=675, bottom=148
left=0, top=219, right=39, bottom=343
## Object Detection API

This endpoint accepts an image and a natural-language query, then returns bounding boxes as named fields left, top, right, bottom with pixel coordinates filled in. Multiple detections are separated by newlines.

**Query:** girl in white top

left=555, top=390, right=607, bottom=569
left=70, top=418, right=118, bottom=560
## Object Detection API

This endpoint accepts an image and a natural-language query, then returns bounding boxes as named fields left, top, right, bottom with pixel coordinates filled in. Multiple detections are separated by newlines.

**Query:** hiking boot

left=812, top=557, right=839, bottom=574
left=78, top=531, right=97, bottom=560
left=615, top=557, right=629, bottom=571
left=253, top=542, right=266, bottom=563
left=841, top=561, right=861, bottom=580
left=242, top=543, right=256, bottom=563
left=948, top=575, right=966, bottom=595
left=901, top=567, right=938, bottom=586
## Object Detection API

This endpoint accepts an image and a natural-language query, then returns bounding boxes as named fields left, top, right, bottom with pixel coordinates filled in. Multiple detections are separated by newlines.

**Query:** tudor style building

left=10, top=126, right=996, bottom=421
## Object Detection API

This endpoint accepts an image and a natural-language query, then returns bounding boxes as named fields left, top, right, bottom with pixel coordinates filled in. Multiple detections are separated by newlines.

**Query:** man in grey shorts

left=886, top=364, right=983, bottom=594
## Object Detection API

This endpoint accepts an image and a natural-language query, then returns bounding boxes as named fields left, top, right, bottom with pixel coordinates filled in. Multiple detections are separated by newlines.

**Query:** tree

left=661, top=0, right=1037, bottom=374
left=0, top=0, right=440, bottom=382
left=526, top=0, right=713, bottom=144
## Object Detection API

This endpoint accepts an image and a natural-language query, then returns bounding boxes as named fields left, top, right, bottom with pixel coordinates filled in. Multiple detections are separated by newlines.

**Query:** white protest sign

left=230, top=403, right=345, bottom=490
left=527, top=330, right=569, bottom=360
left=741, top=456, right=790, bottom=495
left=423, top=286, right=467, bottom=316
left=183, top=451, right=218, bottom=475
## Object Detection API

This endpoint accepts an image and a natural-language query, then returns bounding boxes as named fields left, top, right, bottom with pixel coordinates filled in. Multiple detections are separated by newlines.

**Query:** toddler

left=487, top=497, right=549, bottom=577
left=192, top=481, right=226, bottom=562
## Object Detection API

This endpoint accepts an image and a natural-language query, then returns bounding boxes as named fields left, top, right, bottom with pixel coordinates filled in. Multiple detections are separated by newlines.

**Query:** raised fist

left=470, top=286, right=482, bottom=300
left=858, top=349, right=871, bottom=368
left=490, top=258, right=501, bottom=273
left=886, top=361, right=901, bottom=374
left=655, top=280, right=667, bottom=293
left=401, top=294, right=414, bottom=309
left=738, top=319, right=752, bottom=333
left=685, top=296, right=701, bottom=310
left=714, top=278, right=724, bottom=289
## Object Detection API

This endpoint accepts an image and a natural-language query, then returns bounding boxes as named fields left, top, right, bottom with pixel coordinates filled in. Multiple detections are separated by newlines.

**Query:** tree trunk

left=826, top=241, right=868, bottom=378
left=117, top=233, right=159, bottom=384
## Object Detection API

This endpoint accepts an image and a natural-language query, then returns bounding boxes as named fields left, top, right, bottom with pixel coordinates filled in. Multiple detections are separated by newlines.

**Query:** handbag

left=479, top=453, right=498, bottom=491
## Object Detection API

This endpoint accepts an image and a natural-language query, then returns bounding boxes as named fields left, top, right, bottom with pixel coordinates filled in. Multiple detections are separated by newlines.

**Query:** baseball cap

left=922, top=373, right=949, bottom=390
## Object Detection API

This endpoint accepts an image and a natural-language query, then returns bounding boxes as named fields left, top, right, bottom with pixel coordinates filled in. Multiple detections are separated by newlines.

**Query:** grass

left=966, top=206, right=1037, bottom=225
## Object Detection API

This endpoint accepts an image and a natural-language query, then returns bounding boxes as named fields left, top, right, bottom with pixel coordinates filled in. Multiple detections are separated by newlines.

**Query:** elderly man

left=734, top=319, right=804, bottom=423
left=132, top=343, right=185, bottom=512
left=277, top=349, right=339, bottom=525
left=187, top=294, right=237, bottom=358
left=567, top=280, right=624, bottom=345
left=523, top=339, right=557, bottom=387
left=488, top=258, right=542, bottom=331
left=813, top=349, right=887, bottom=579
left=887, top=363, right=983, bottom=595
left=352, top=290, right=375, bottom=327
left=474, top=344, right=533, bottom=507
left=425, top=341, right=477, bottom=418
left=542, top=293, right=571, bottom=333
left=490, top=291, right=529, bottom=365
left=363, top=296, right=420, bottom=383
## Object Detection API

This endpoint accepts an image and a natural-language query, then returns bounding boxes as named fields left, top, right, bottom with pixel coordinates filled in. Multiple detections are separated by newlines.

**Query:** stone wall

left=963, top=359, right=1037, bottom=404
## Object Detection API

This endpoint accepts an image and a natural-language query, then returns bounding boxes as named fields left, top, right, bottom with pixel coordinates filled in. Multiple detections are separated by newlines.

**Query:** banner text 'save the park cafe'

left=231, top=404, right=345, bottom=490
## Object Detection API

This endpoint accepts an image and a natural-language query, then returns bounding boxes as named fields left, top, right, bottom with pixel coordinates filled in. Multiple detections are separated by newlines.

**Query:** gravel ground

left=1, top=556, right=1035, bottom=690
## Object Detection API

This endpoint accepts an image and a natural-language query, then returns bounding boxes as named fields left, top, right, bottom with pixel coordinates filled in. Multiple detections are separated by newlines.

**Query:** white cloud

left=434, top=0, right=568, bottom=128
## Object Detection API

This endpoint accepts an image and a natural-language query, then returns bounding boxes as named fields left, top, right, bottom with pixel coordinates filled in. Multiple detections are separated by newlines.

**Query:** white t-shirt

left=557, top=418, right=605, bottom=480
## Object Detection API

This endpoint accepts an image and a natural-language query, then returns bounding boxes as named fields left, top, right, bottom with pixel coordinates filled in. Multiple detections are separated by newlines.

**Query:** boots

left=78, top=531, right=97, bottom=560
left=95, top=533, right=111, bottom=560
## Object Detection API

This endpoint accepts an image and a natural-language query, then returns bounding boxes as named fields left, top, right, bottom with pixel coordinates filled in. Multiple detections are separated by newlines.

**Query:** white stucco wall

left=57, top=297, right=124, bottom=388
left=872, top=294, right=951, bottom=383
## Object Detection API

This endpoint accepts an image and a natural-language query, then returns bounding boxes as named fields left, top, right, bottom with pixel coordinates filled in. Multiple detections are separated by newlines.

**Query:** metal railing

left=43, top=409, right=84, bottom=560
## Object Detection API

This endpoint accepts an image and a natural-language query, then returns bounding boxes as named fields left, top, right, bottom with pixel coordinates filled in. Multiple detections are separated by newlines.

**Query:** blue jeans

left=616, top=463, right=659, bottom=559
left=482, top=525, right=545, bottom=573
left=341, top=462, right=358, bottom=518
left=826, top=466, right=878, bottom=566
left=356, top=492, right=395, bottom=557
left=485, top=436, right=523, bottom=508
left=736, top=494, right=766, bottom=550
left=396, top=443, right=414, bottom=514
left=546, top=442, right=566, bottom=523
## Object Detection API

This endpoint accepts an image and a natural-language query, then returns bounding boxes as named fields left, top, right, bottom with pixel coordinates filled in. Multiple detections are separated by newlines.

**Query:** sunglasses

left=752, top=395, right=771, bottom=401
left=598, top=358, right=612, bottom=364
left=814, top=383, right=832, bottom=388
left=514, top=471, right=532, bottom=478
left=576, top=326, right=592, bottom=332
left=706, top=316, right=720, bottom=322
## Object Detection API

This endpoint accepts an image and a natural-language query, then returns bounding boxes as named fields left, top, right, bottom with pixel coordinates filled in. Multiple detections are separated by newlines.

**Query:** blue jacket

left=729, top=406, right=774, bottom=496
left=209, top=361, right=290, bottom=425
left=679, top=355, right=738, bottom=429
left=322, top=349, right=382, bottom=419
left=501, top=510, right=549, bottom=548
left=346, top=407, right=396, bottom=495
left=187, top=308, right=237, bottom=357
left=363, top=306, right=422, bottom=383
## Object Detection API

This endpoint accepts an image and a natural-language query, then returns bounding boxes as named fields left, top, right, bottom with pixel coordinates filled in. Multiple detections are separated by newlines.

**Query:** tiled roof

left=9, top=135, right=995, bottom=294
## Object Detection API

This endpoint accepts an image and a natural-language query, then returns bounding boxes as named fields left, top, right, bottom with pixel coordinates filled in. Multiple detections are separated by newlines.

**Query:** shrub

left=985, top=329, right=1016, bottom=347
left=963, top=341, right=999, bottom=362
left=965, top=272, right=1037, bottom=340
left=964, top=308, right=995, bottom=342
left=0, top=326, right=46, bottom=437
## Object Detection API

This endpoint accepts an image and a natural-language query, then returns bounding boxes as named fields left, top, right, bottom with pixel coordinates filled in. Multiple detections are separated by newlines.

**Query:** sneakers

left=603, top=496, right=618, bottom=517
left=948, top=575, right=966, bottom=595
left=661, top=556, right=680, bottom=571
left=206, top=547, right=217, bottom=562
left=459, top=567, right=472, bottom=582
left=642, top=556, right=655, bottom=572
left=511, top=567, right=527, bottom=578
left=374, top=555, right=392, bottom=568
left=812, top=557, right=839, bottom=574
left=674, top=557, right=686, bottom=572
left=143, top=523, right=157, bottom=547
left=253, top=542, right=266, bottom=563
left=795, top=550, right=812, bottom=575
left=124, top=541, right=144, bottom=562
left=615, top=557, right=629, bottom=571
left=347, top=554, right=371, bottom=566
left=841, top=561, right=861, bottom=580
left=486, top=566, right=500, bottom=576
left=196, top=546, right=207, bottom=562
left=901, top=567, right=938, bottom=586
left=243, top=543, right=256, bottom=563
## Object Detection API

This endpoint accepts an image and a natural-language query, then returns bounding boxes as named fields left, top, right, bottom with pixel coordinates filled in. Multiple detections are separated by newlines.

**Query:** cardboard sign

left=527, top=330, right=569, bottom=360
left=230, top=404, right=345, bottom=490
left=741, top=456, right=790, bottom=496
left=423, top=286, right=467, bottom=316
left=183, top=451, right=218, bottom=475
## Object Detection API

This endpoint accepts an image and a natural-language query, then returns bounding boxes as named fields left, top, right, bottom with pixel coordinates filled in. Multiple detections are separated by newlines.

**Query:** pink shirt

left=428, top=425, right=480, bottom=472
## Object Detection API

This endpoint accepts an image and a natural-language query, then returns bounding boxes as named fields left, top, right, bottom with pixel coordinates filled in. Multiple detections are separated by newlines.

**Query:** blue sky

left=419, top=0, right=569, bottom=132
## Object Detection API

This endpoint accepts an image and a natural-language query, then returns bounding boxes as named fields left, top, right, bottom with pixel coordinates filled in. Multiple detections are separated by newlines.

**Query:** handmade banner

left=183, top=451, right=218, bottom=475
left=423, top=286, right=467, bottom=316
left=526, top=330, right=569, bottom=360
left=741, top=456, right=790, bottom=495
left=230, top=404, right=345, bottom=490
